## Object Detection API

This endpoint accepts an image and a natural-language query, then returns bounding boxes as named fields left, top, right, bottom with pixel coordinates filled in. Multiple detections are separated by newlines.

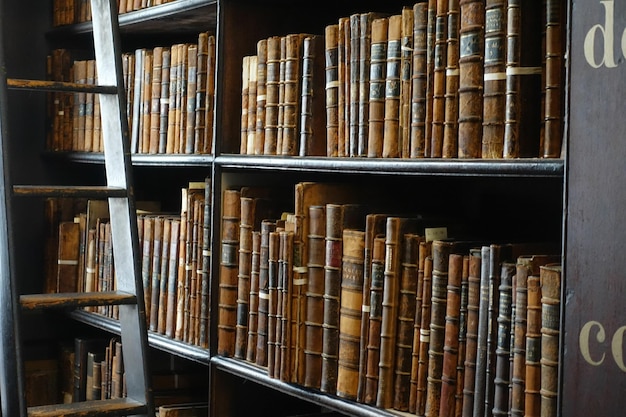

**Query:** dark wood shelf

left=43, top=151, right=214, bottom=167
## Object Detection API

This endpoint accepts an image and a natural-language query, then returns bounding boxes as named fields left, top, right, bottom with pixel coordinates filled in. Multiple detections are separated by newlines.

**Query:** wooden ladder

left=0, top=1, right=153, bottom=416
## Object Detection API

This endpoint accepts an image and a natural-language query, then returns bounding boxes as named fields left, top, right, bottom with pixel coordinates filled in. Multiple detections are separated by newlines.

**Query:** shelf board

left=47, top=0, right=217, bottom=37
left=70, top=310, right=209, bottom=364
left=211, top=356, right=413, bottom=417
left=216, top=155, right=565, bottom=178
left=44, top=151, right=214, bottom=167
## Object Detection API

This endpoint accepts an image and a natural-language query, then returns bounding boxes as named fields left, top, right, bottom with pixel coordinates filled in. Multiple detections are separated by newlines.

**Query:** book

left=472, top=245, right=491, bottom=417
left=410, top=2, right=429, bottom=158
left=165, top=218, right=181, bottom=339
left=149, top=46, right=163, bottom=154
left=524, top=274, right=542, bottom=417
left=246, top=230, right=262, bottom=362
left=424, top=0, right=437, bottom=157
left=256, top=219, right=277, bottom=367
left=149, top=215, right=165, bottom=332
left=158, top=402, right=209, bottom=417
left=539, top=264, right=561, bottom=417
left=455, top=255, right=470, bottom=416
left=157, top=217, right=172, bottom=335
left=299, top=35, right=325, bottom=157
left=337, top=17, right=349, bottom=157
left=457, top=0, right=485, bottom=158
left=267, top=229, right=280, bottom=378
left=56, top=220, right=81, bottom=293
left=381, top=14, right=403, bottom=159
left=366, top=17, right=388, bottom=158
left=461, top=248, right=481, bottom=417
left=280, top=33, right=306, bottom=156
left=240, top=55, right=251, bottom=154
left=325, top=24, right=340, bottom=157
left=254, top=38, right=267, bottom=155
left=279, top=229, right=294, bottom=382
left=414, top=255, right=433, bottom=417
left=430, top=0, right=449, bottom=157
left=184, top=44, right=199, bottom=154
left=198, top=178, right=212, bottom=347
left=263, top=36, right=281, bottom=155
left=336, top=228, right=365, bottom=400
left=204, top=34, right=216, bottom=154
left=194, top=33, right=209, bottom=154
left=442, top=0, right=461, bottom=158
left=399, top=7, right=414, bottom=158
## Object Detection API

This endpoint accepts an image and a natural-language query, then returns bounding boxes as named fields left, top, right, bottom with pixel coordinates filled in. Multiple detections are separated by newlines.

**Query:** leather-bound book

left=337, top=17, right=349, bottom=157
left=457, top=0, right=485, bottom=158
left=442, top=0, right=461, bottom=158
left=267, top=230, right=281, bottom=379
left=199, top=178, right=212, bottom=347
left=149, top=216, right=164, bottom=332
left=492, top=262, right=515, bottom=417
left=150, top=46, right=163, bottom=153
left=430, top=0, right=449, bottom=157
left=165, top=218, right=181, bottom=339
left=276, top=37, right=287, bottom=155
left=140, top=49, right=153, bottom=153
left=141, top=215, right=154, bottom=321
left=409, top=240, right=432, bottom=413
left=205, top=34, right=216, bottom=154
left=524, top=274, right=541, bottom=417
left=539, top=264, right=561, bottom=417
left=235, top=197, right=257, bottom=359
left=176, top=44, right=190, bottom=154
left=246, top=231, right=262, bottom=362
left=348, top=14, right=360, bottom=157
left=194, top=33, right=209, bottom=154
left=461, top=247, right=481, bottom=417
left=357, top=214, right=388, bottom=402
left=184, top=44, right=198, bottom=154
left=399, top=7, right=414, bottom=158
left=325, top=24, right=340, bottom=157
left=218, top=189, right=241, bottom=357
left=281, top=33, right=305, bottom=156
left=263, top=36, right=281, bottom=155
left=299, top=35, right=325, bottom=157
left=472, top=246, right=491, bottom=417
left=158, top=47, right=171, bottom=153
left=366, top=17, right=389, bottom=158
left=244, top=54, right=257, bottom=155
left=392, top=233, right=421, bottom=411
left=382, top=14, right=403, bottom=159
left=455, top=255, right=470, bottom=417
left=279, top=230, right=294, bottom=383
left=481, top=0, right=507, bottom=158
left=256, top=219, right=277, bottom=367
left=304, top=205, right=326, bottom=389
left=56, top=220, right=81, bottom=293
left=156, top=217, right=171, bottom=335
left=410, top=2, right=428, bottom=158
left=254, top=39, right=267, bottom=155
left=439, top=253, right=464, bottom=417
left=165, top=45, right=179, bottom=154
left=363, top=236, right=386, bottom=405
left=342, top=17, right=352, bottom=156
left=414, top=255, right=433, bottom=417
left=336, top=229, right=366, bottom=400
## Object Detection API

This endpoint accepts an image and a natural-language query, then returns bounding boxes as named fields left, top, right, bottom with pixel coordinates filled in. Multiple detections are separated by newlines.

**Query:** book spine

left=457, top=0, right=485, bottom=158
left=382, top=14, right=403, bottom=159
left=279, top=230, right=294, bottom=383
left=366, top=17, right=388, bottom=158
left=348, top=14, right=360, bottom=157
left=235, top=197, right=256, bottom=359
left=253, top=39, right=267, bottom=155
left=542, top=0, right=563, bottom=158
left=524, top=275, right=542, bottom=417
left=199, top=178, right=212, bottom=347
left=410, top=2, right=429, bottom=158
left=245, top=54, right=257, bottom=154
left=399, top=8, right=414, bottom=159
left=149, top=216, right=164, bottom=332
left=205, top=35, right=216, bottom=153
left=539, top=264, right=561, bottom=417
left=472, top=246, right=490, bottom=417
left=430, top=0, right=449, bottom=157
left=481, top=0, right=507, bottom=158
left=281, top=34, right=304, bottom=156
left=492, top=262, right=515, bottom=417
left=357, top=13, right=374, bottom=157
left=337, top=17, right=348, bottom=157
left=336, top=229, right=365, bottom=400
left=267, top=230, right=280, bottom=378
left=256, top=220, right=276, bottom=367
left=442, top=0, right=461, bottom=158
left=158, top=47, right=171, bottom=153
left=149, top=46, right=163, bottom=154
left=246, top=231, right=261, bottom=362
left=156, top=218, right=170, bottom=335
left=424, top=0, right=437, bottom=157
left=415, top=255, right=433, bottom=417
left=299, top=35, right=325, bottom=157
left=165, top=219, right=180, bottom=338
left=325, top=25, right=340, bottom=157
left=194, top=33, right=208, bottom=154
left=455, top=255, right=470, bottom=417
left=263, top=36, right=281, bottom=155
left=484, top=244, right=503, bottom=416
left=461, top=248, right=481, bottom=417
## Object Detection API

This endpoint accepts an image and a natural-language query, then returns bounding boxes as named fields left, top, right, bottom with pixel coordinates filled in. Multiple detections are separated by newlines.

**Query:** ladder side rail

left=90, top=0, right=152, bottom=412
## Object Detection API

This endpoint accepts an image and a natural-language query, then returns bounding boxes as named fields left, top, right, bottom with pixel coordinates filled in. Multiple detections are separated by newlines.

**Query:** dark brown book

left=461, top=248, right=481, bottom=417
left=481, top=0, right=507, bottom=158
left=204, top=34, right=216, bottom=154
left=363, top=236, right=386, bottom=405
left=218, top=189, right=241, bottom=357
left=430, top=0, right=449, bottom=157
left=424, top=0, right=437, bottom=157
left=337, top=17, right=349, bottom=157
left=158, top=47, right=171, bottom=154
left=256, top=219, right=277, bottom=367
left=366, top=17, right=388, bottom=158
left=457, top=0, right=485, bottom=158
left=194, top=33, right=209, bottom=154
left=492, top=261, right=516, bottom=417
left=455, top=255, right=470, bottom=417
left=442, top=0, right=461, bottom=158
left=264, top=36, right=281, bottom=155
left=299, top=35, right=325, bottom=157
left=267, top=230, right=280, bottom=378
left=253, top=38, right=267, bottom=155
left=158, top=402, right=209, bottom=417
left=184, top=44, right=199, bottom=154
left=399, top=7, right=414, bottom=158
left=415, top=255, right=433, bottom=417
left=279, top=230, right=295, bottom=383
left=409, top=240, right=432, bottom=413
left=348, top=13, right=360, bottom=157
left=246, top=230, right=262, bottom=363
left=56, top=220, right=81, bottom=293
left=472, top=245, right=491, bottom=417
left=382, top=14, right=403, bottom=159
left=539, top=264, right=561, bottom=417
left=524, top=274, right=541, bottom=417
left=235, top=197, right=257, bottom=359
left=392, top=233, right=420, bottom=411
left=410, top=2, right=429, bottom=158
left=439, top=253, right=464, bottom=417
left=198, top=178, right=212, bottom=347
left=325, top=25, right=340, bottom=157
left=342, top=16, right=352, bottom=157
left=281, top=33, right=305, bottom=156
left=336, top=229, right=365, bottom=400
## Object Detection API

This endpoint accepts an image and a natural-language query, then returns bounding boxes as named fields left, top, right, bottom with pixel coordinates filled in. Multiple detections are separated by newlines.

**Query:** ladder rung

left=7, top=78, right=118, bottom=94
left=28, top=398, right=147, bottom=417
left=20, top=291, right=137, bottom=310
left=13, top=185, right=127, bottom=198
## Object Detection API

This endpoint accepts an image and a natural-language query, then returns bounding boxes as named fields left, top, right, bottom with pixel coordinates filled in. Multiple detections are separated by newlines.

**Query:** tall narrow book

left=410, top=2, right=429, bottom=158
left=367, top=17, right=389, bottom=158
left=382, top=14, right=403, bottom=159
left=325, top=25, right=340, bottom=157
left=539, top=264, right=561, bottom=417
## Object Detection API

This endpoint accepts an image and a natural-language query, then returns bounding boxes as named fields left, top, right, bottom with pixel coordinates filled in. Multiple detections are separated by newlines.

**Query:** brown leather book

left=399, top=7, right=414, bottom=158
left=141, top=49, right=153, bottom=154
left=455, top=255, right=470, bottom=417
left=165, top=44, right=180, bottom=154
left=239, top=55, right=251, bottom=153
left=149, top=216, right=164, bottom=332
left=183, top=44, right=198, bottom=154
left=539, top=264, right=561, bottom=417
left=176, top=44, right=190, bottom=154
left=337, top=17, right=349, bottom=157
left=439, top=253, right=464, bottom=417
left=430, top=0, right=449, bottom=157
left=263, top=36, right=281, bottom=155
left=348, top=14, right=360, bottom=157
left=267, top=229, right=280, bottom=378
left=165, top=218, right=181, bottom=338
left=382, top=14, right=403, bottom=159
left=158, top=47, right=171, bottom=154
left=245, top=54, right=257, bottom=155
left=442, top=0, right=461, bottom=158
left=366, top=17, right=388, bottom=158
left=205, top=34, right=216, bottom=154
left=363, top=236, right=386, bottom=405
left=198, top=178, right=212, bottom=347
left=424, top=240, right=454, bottom=417
left=56, top=220, right=81, bottom=293
left=149, top=46, right=163, bottom=154
left=461, top=248, right=481, bottom=417
left=481, top=0, right=507, bottom=158
left=218, top=189, right=242, bottom=357
left=299, top=35, right=326, bottom=157
left=336, top=229, right=365, bottom=400
left=542, top=0, right=564, bottom=158
left=141, top=215, right=154, bottom=321
left=524, top=274, right=542, bottom=417
left=246, top=231, right=262, bottom=363
left=457, top=0, right=485, bottom=158
left=235, top=197, right=257, bottom=359
left=392, top=233, right=421, bottom=411
left=424, top=0, right=437, bottom=157
left=157, top=217, right=171, bottom=335
left=256, top=219, right=277, bottom=367
left=410, top=2, right=429, bottom=158
left=253, top=39, right=267, bottom=155
left=279, top=230, right=294, bottom=383
left=281, top=34, right=305, bottom=156
left=304, top=205, right=326, bottom=389
left=492, top=262, right=516, bottom=417
left=415, top=255, right=433, bottom=417
left=194, top=33, right=209, bottom=154
left=325, top=25, right=340, bottom=157
left=409, top=240, right=432, bottom=413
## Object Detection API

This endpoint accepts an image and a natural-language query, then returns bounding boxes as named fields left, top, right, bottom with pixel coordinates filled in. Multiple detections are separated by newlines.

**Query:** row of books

left=52, top=0, right=178, bottom=27
left=239, top=1, right=564, bottom=159
left=217, top=182, right=562, bottom=416
left=46, top=31, right=216, bottom=155
left=43, top=178, right=211, bottom=348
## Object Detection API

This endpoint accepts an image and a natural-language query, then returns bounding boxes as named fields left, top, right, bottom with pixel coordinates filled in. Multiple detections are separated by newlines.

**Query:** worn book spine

left=281, top=34, right=304, bottom=156
left=472, top=246, right=490, bottom=417
left=423, top=0, right=437, bottom=157
left=410, top=2, right=429, bottom=158
left=141, top=49, right=153, bottom=154
left=442, top=0, right=461, bottom=158
left=392, top=233, right=420, bottom=411
left=483, top=244, right=503, bottom=416
left=364, top=236, right=386, bottom=405
left=253, top=39, right=267, bottom=155
left=493, top=262, right=515, bottom=417
left=415, top=255, right=433, bottom=417
left=336, top=229, right=365, bottom=400
left=348, top=14, right=360, bottom=157
left=156, top=217, right=170, bottom=335
left=256, top=220, right=276, bottom=367
left=539, top=264, right=561, bottom=417
left=304, top=205, right=326, bottom=388
left=239, top=55, right=251, bottom=153
left=263, top=36, right=281, bottom=155
left=217, top=189, right=241, bottom=357
left=165, top=219, right=180, bottom=338
left=399, top=7, right=414, bottom=158
left=337, top=17, right=348, bottom=157
left=279, top=230, right=294, bottom=383
left=158, top=47, right=171, bottom=153
left=481, top=0, right=507, bottom=158
left=176, top=44, right=190, bottom=154
left=439, top=253, right=463, bottom=417
left=149, top=46, right=163, bottom=154
left=382, top=14, right=403, bottom=159
left=299, top=35, right=325, bottom=157
left=194, top=33, right=208, bottom=154
left=430, top=0, right=449, bottom=157
left=141, top=216, right=154, bottom=321
left=357, top=13, right=377, bottom=157
left=325, top=25, right=340, bottom=157
left=320, top=204, right=344, bottom=395
left=165, top=44, right=179, bottom=154
left=205, top=34, right=216, bottom=153
left=455, top=255, right=470, bottom=417
left=524, top=274, right=542, bottom=417
left=149, top=216, right=164, bottom=332
left=409, top=240, right=432, bottom=413
left=366, top=17, right=388, bottom=158
left=198, top=178, right=211, bottom=347
left=461, top=248, right=481, bottom=417
left=246, top=231, right=261, bottom=362
left=542, top=0, right=563, bottom=158
left=235, top=197, right=256, bottom=359
left=267, top=230, right=280, bottom=378
left=56, top=221, right=81, bottom=293
left=245, top=54, right=257, bottom=155
left=457, top=0, right=485, bottom=158
left=342, top=17, right=352, bottom=156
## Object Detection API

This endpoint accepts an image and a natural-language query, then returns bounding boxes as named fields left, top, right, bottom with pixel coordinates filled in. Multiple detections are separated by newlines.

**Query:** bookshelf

left=13, top=0, right=620, bottom=416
